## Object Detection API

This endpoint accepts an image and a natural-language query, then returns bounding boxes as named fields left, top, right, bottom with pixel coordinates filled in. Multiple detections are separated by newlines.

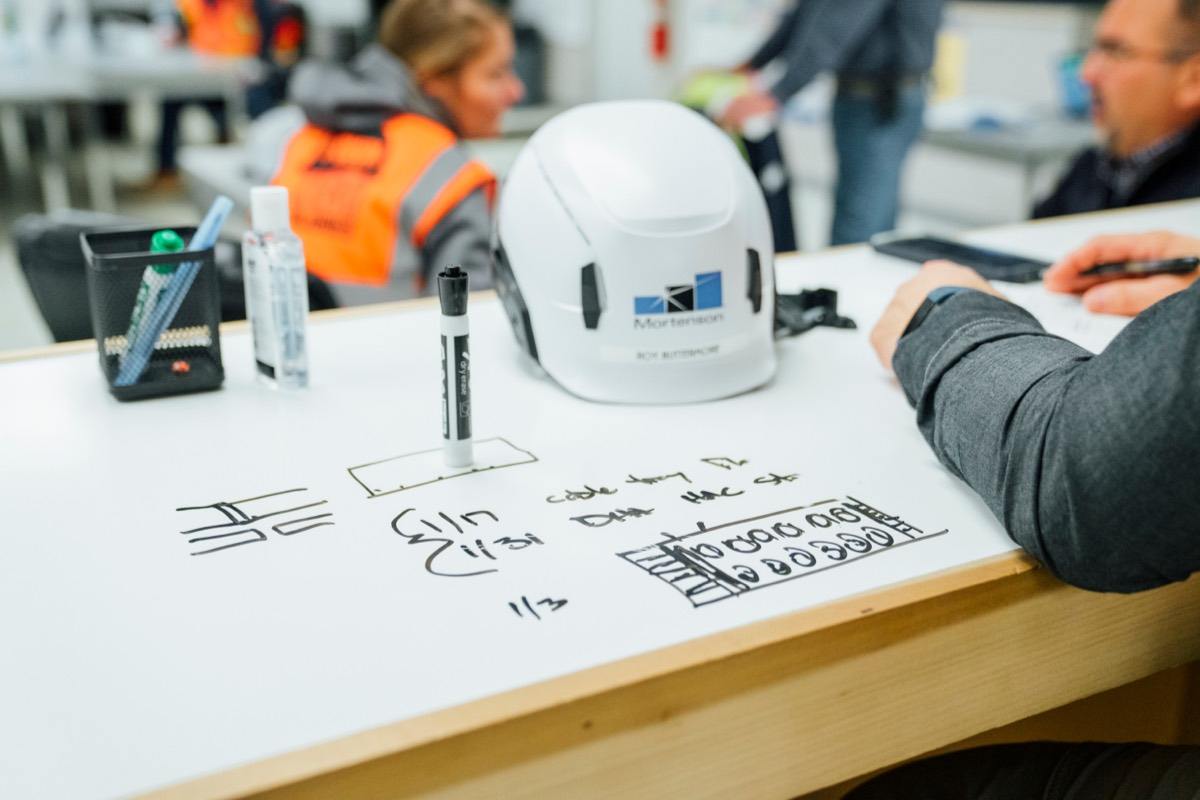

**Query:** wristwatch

left=901, top=286, right=969, bottom=338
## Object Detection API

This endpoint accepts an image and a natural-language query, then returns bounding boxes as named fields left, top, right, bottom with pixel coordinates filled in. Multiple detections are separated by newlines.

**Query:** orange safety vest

left=177, top=0, right=259, bottom=57
left=271, top=114, right=495, bottom=287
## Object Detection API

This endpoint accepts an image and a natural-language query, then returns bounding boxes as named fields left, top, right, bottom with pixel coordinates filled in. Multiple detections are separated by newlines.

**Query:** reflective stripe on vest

left=271, top=114, right=495, bottom=287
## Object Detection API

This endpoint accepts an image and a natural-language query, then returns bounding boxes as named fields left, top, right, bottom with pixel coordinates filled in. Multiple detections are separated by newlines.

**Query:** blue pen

left=115, top=196, right=234, bottom=387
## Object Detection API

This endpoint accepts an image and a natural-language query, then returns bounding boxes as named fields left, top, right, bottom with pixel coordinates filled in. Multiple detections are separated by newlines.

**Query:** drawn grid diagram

left=347, top=437, right=538, bottom=499
left=177, top=488, right=335, bottom=556
left=618, top=496, right=949, bottom=607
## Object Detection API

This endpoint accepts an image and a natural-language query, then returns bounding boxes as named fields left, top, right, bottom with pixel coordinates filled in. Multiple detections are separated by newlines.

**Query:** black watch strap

left=901, top=286, right=969, bottom=338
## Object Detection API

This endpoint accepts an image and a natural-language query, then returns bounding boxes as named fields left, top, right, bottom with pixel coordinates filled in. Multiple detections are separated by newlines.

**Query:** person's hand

left=1043, top=231, right=1200, bottom=316
left=870, top=260, right=1003, bottom=371
left=718, top=90, right=778, bottom=130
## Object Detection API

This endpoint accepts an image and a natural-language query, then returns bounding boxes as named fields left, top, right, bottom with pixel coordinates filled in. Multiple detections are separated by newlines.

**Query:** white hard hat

left=492, top=100, right=777, bottom=404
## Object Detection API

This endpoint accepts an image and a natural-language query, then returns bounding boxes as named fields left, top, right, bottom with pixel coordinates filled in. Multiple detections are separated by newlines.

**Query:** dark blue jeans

left=157, top=98, right=229, bottom=174
left=830, top=80, right=926, bottom=246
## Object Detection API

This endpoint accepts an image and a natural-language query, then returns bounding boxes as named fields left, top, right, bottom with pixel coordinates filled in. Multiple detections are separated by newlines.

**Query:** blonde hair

left=379, top=0, right=506, bottom=80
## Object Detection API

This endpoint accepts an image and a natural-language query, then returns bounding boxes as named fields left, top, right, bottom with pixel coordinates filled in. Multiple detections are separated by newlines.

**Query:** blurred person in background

left=263, top=0, right=523, bottom=306
left=155, top=0, right=305, bottom=185
left=721, top=0, right=945, bottom=246
left=245, top=1, right=307, bottom=118
left=1033, top=0, right=1200, bottom=218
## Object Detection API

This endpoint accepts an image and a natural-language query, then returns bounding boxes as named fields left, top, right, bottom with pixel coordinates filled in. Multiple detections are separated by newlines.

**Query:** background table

left=0, top=49, right=254, bottom=213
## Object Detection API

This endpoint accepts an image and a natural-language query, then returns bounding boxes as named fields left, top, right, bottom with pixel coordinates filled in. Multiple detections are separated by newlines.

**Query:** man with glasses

left=1034, top=0, right=1200, bottom=219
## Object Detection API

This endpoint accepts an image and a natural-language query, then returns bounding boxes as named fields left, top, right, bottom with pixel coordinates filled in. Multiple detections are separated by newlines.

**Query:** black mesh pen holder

left=82, top=227, right=224, bottom=401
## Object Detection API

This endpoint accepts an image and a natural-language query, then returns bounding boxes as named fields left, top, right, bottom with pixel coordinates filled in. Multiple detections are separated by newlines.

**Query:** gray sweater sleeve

left=746, top=6, right=800, bottom=71
left=893, top=286, right=1200, bottom=593
left=755, top=0, right=892, bottom=104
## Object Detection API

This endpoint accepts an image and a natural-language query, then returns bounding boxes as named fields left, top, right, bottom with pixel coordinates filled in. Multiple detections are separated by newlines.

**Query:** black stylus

left=1081, top=256, right=1200, bottom=277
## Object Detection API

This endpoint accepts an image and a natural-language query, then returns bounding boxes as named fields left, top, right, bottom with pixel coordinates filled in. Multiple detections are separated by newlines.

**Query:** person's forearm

left=894, top=289, right=1200, bottom=592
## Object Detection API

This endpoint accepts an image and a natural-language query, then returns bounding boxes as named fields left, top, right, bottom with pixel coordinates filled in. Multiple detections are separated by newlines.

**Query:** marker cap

left=438, top=265, right=469, bottom=316
left=250, top=186, right=292, bottom=233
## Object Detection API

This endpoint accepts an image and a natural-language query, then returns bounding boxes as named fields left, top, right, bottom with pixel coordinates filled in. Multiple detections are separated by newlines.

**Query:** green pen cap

left=149, top=229, right=185, bottom=274
left=150, top=229, right=185, bottom=253
left=148, top=230, right=183, bottom=277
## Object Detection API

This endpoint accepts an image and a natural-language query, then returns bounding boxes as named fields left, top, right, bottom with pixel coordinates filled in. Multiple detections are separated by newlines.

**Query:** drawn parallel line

left=273, top=521, right=336, bottom=537
left=178, top=501, right=329, bottom=534
left=188, top=528, right=265, bottom=544
left=272, top=513, right=336, bottom=536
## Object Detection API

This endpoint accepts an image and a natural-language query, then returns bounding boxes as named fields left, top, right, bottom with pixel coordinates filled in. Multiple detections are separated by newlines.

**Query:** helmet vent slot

left=581, top=263, right=603, bottom=329
left=747, top=249, right=763, bottom=313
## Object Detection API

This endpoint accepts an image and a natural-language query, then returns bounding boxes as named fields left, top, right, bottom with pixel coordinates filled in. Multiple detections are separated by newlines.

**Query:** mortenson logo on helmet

left=633, top=272, right=725, bottom=329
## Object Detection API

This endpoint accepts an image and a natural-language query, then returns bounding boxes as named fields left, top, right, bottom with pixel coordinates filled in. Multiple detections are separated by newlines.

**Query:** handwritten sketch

left=701, top=457, right=749, bottom=471
left=390, top=508, right=544, bottom=578
left=626, top=471, right=691, bottom=486
left=570, top=507, right=655, bottom=529
left=680, top=487, right=745, bottom=505
left=176, top=488, right=335, bottom=556
left=545, top=485, right=618, bottom=504
left=348, top=437, right=538, bottom=499
left=753, top=472, right=799, bottom=486
left=508, top=596, right=569, bottom=620
left=617, top=496, right=948, bottom=607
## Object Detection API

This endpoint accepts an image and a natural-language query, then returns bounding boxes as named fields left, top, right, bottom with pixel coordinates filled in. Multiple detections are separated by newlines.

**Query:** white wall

left=571, top=0, right=1098, bottom=108
left=673, top=0, right=791, bottom=73
left=296, top=0, right=369, bottom=29
left=947, top=1, right=1097, bottom=108
left=521, top=0, right=786, bottom=105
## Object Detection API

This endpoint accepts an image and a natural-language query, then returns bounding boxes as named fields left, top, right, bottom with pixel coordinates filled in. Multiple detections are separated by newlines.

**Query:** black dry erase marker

left=1081, top=256, right=1200, bottom=278
left=438, top=265, right=473, bottom=468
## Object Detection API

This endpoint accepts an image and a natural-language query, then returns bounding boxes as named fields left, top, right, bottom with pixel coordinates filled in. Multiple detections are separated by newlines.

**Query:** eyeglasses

left=1088, top=38, right=1199, bottom=64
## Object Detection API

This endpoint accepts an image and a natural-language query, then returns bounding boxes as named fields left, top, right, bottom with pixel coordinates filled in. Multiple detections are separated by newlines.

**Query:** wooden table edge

left=145, top=550, right=1037, bottom=799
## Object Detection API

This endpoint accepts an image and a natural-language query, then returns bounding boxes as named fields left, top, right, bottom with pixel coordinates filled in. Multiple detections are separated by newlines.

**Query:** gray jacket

left=749, top=0, right=944, bottom=104
left=286, top=44, right=493, bottom=304
left=893, top=285, right=1200, bottom=593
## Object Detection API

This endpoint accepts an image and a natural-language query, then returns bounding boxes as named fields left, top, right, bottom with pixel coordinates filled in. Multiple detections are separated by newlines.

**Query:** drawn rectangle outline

left=347, top=437, right=539, bottom=499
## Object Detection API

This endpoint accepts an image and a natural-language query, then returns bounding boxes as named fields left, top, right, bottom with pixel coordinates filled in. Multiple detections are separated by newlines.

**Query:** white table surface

left=2, top=199, right=1198, bottom=799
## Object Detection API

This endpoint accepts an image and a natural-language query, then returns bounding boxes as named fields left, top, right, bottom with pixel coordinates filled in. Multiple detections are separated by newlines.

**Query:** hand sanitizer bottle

left=243, top=186, right=309, bottom=389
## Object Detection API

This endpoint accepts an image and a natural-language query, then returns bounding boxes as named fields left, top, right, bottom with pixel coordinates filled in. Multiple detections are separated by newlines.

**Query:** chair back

left=15, top=210, right=140, bottom=343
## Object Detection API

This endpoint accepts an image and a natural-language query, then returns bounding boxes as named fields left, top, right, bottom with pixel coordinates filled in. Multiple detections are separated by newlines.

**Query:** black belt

left=836, top=74, right=927, bottom=121
left=837, top=74, right=926, bottom=94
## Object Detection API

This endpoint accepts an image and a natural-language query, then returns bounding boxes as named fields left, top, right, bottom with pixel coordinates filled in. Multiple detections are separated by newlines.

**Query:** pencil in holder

left=81, top=227, right=224, bottom=401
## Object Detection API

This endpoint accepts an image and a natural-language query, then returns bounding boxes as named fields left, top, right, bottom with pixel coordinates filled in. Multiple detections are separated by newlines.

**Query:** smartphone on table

left=870, top=233, right=1049, bottom=284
